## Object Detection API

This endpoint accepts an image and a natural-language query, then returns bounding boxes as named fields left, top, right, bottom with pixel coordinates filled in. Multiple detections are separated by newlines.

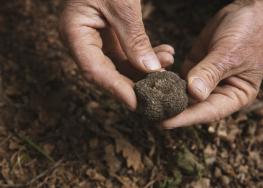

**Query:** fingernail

left=141, top=53, right=161, bottom=71
left=190, top=77, right=208, bottom=98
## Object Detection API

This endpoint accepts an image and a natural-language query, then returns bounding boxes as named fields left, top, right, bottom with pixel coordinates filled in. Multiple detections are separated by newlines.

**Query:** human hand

left=60, top=0, right=174, bottom=110
left=163, top=1, right=263, bottom=128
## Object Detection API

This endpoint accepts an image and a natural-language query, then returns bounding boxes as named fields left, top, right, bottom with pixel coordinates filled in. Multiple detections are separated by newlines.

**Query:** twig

left=0, top=160, right=63, bottom=188
left=0, top=134, right=11, bottom=146
left=144, top=179, right=157, bottom=188
left=26, top=159, right=63, bottom=185
left=16, top=134, right=55, bottom=163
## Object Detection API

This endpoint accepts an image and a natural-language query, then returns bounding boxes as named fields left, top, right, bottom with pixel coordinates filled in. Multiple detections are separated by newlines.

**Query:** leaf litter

left=0, top=0, right=262, bottom=187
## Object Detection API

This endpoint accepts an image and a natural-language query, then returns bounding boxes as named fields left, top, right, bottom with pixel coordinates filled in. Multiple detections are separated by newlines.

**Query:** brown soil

left=0, top=0, right=262, bottom=188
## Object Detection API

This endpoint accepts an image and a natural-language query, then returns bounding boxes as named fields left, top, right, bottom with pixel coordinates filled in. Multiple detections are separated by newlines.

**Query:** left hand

left=163, top=1, right=263, bottom=128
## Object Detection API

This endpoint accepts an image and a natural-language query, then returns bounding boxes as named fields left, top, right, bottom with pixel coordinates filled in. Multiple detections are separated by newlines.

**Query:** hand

left=163, top=1, right=263, bottom=128
left=60, top=0, right=174, bottom=110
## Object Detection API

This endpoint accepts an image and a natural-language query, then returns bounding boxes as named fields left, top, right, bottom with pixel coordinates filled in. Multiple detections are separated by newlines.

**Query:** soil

left=135, top=71, right=188, bottom=121
left=0, top=0, right=262, bottom=188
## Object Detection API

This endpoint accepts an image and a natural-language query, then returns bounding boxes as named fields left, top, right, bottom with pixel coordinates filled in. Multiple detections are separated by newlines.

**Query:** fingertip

left=154, top=44, right=175, bottom=55
left=188, top=77, right=209, bottom=101
left=161, top=118, right=186, bottom=130
left=140, top=52, right=162, bottom=72
left=156, top=52, right=174, bottom=67
left=163, top=45, right=175, bottom=55
left=161, top=123, right=180, bottom=130
left=126, top=98, right=137, bottom=111
left=161, top=110, right=191, bottom=129
left=114, top=76, right=137, bottom=111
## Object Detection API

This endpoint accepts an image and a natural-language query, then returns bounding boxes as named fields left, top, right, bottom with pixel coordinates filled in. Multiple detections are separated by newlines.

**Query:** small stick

left=0, top=160, right=63, bottom=188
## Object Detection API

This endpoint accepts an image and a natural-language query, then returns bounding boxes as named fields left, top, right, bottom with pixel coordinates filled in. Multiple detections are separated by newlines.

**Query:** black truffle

left=134, top=71, right=188, bottom=121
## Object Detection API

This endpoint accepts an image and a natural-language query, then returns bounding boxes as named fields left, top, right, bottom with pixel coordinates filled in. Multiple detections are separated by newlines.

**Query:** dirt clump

left=134, top=71, right=188, bottom=121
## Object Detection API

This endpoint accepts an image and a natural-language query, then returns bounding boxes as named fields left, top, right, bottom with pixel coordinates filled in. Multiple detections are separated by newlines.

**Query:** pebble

left=214, top=167, right=222, bottom=178
left=221, top=175, right=231, bottom=186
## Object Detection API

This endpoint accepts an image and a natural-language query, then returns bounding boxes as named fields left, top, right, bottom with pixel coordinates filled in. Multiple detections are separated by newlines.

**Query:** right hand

left=60, top=0, right=175, bottom=110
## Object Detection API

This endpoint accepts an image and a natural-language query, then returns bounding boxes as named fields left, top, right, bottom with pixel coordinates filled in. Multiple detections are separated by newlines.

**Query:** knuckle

left=109, top=0, right=138, bottom=11
left=128, top=32, right=151, bottom=51
left=212, top=52, right=235, bottom=73
left=246, top=87, right=258, bottom=105
left=201, top=51, right=238, bottom=86
left=232, top=88, right=249, bottom=108
left=107, top=79, right=122, bottom=95
left=105, top=0, right=141, bottom=24
left=199, top=65, right=221, bottom=87
left=206, top=102, right=223, bottom=122
left=229, top=84, right=257, bottom=108
left=212, top=112, right=222, bottom=122
left=106, top=0, right=136, bottom=16
left=82, top=64, right=99, bottom=83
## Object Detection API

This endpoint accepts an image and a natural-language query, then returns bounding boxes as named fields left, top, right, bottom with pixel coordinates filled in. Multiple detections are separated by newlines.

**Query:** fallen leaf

left=1, top=159, right=14, bottom=185
left=114, top=175, right=138, bottom=188
left=86, top=169, right=106, bottom=182
left=104, top=144, right=121, bottom=175
left=217, top=159, right=236, bottom=177
left=187, top=178, right=210, bottom=188
left=115, top=137, right=144, bottom=172
left=175, top=145, right=204, bottom=176
left=204, top=144, right=217, bottom=166
left=105, top=126, right=144, bottom=172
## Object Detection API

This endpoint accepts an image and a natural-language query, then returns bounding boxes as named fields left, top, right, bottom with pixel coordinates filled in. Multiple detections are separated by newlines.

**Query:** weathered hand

left=163, top=1, right=263, bottom=128
left=60, top=0, right=174, bottom=110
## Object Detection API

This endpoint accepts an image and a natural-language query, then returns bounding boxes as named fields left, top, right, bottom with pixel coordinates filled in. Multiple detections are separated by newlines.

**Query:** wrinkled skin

left=60, top=0, right=263, bottom=128
left=163, top=1, right=263, bottom=128
left=59, top=0, right=175, bottom=110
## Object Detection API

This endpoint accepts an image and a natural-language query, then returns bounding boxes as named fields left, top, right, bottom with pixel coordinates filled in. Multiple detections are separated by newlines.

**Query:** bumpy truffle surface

left=134, top=71, right=188, bottom=121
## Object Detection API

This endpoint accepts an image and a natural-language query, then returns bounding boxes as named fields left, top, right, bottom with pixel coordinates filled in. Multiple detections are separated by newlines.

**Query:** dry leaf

left=115, top=137, right=144, bottom=172
left=187, top=178, right=210, bottom=188
left=114, top=175, right=138, bottom=188
left=105, top=126, right=144, bottom=172
left=1, top=159, right=14, bottom=185
left=204, top=145, right=217, bottom=166
left=86, top=169, right=106, bottom=182
left=104, top=144, right=121, bottom=175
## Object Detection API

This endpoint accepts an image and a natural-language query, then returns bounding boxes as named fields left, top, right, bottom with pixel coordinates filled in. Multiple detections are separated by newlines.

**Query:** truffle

left=134, top=71, right=188, bottom=121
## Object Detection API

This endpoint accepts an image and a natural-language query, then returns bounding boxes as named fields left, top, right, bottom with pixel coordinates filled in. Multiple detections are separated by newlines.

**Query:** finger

left=101, top=28, right=127, bottom=63
left=102, top=29, right=174, bottom=76
left=181, top=6, right=232, bottom=77
left=102, top=0, right=162, bottom=72
left=154, top=44, right=175, bottom=55
left=162, top=76, right=259, bottom=129
left=62, top=20, right=137, bottom=110
left=156, top=52, right=174, bottom=67
left=88, top=56, right=137, bottom=110
left=187, top=48, right=241, bottom=101
left=115, top=52, right=174, bottom=82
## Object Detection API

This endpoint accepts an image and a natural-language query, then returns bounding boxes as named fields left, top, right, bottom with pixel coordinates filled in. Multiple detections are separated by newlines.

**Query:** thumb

left=187, top=50, right=234, bottom=101
left=102, top=0, right=161, bottom=72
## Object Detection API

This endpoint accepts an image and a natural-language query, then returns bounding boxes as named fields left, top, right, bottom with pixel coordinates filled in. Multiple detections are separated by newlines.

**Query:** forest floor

left=0, top=0, right=262, bottom=187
